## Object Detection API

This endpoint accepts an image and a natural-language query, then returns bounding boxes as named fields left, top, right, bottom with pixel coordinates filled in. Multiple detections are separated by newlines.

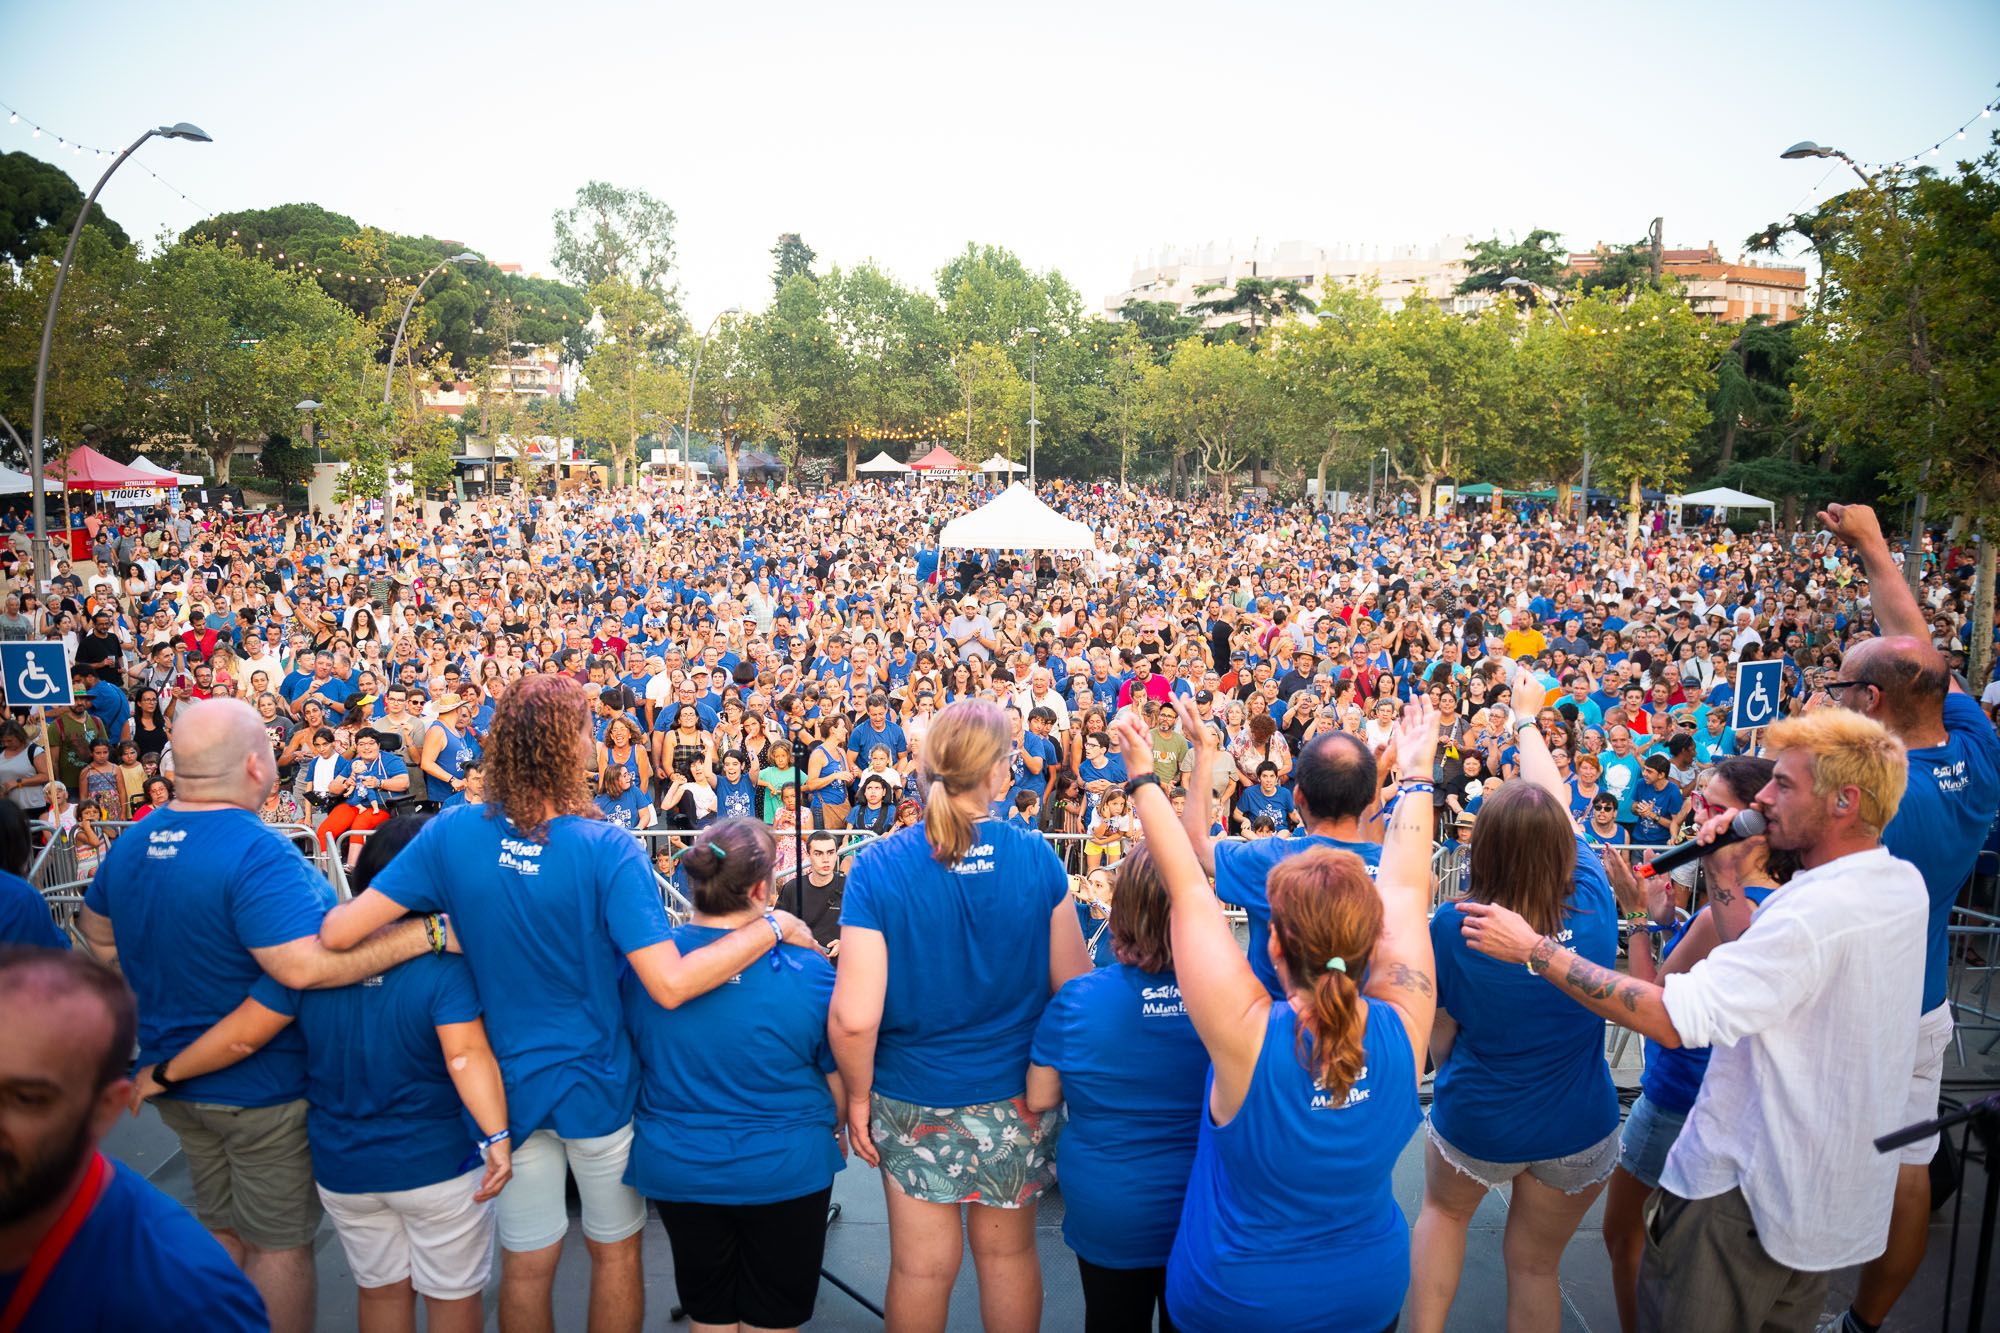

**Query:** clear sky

left=5, top=0, right=1996, bottom=324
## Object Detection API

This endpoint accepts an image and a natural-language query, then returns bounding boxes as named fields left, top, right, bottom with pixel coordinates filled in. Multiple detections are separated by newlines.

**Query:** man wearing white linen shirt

left=1456, top=706, right=1924, bottom=1333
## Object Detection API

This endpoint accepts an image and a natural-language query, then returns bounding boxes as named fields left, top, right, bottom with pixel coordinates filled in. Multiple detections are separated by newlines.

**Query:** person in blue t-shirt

left=77, top=698, right=441, bottom=1332
left=1629, top=753, right=1686, bottom=848
left=624, top=817, right=845, bottom=1333
left=1028, top=844, right=1210, bottom=1330
left=320, top=675, right=819, bottom=1331
left=133, top=818, right=514, bottom=1332
left=713, top=749, right=760, bottom=821
left=830, top=700, right=1092, bottom=1331
left=0, top=950, right=266, bottom=1332
left=1412, top=690, right=1620, bottom=1333
left=1182, top=725, right=1384, bottom=1000
left=1233, top=761, right=1298, bottom=833
left=593, top=762, right=656, bottom=831
left=1812, top=503, right=2000, bottom=1333
left=1597, top=726, right=1644, bottom=830
left=0, top=803, right=64, bottom=949
left=1109, top=703, right=1439, bottom=1332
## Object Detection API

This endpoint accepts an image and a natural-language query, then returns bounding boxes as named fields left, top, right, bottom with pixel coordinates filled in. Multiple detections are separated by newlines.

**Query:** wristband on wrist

left=1512, top=713, right=1540, bottom=738
left=1123, top=773, right=1162, bottom=797
left=763, top=911, right=784, bottom=950
left=476, top=1128, right=510, bottom=1152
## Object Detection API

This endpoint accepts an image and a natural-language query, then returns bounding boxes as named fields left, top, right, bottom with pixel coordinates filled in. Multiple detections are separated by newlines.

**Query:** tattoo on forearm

left=1381, top=961, right=1434, bottom=998
left=1711, top=886, right=1735, bottom=908
left=1557, top=951, right=1646, bottom=1012
left=1528, top=936, right=1558, bottom=973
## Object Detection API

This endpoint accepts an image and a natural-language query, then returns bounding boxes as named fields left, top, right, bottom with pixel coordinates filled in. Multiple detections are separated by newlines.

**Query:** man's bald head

left=1836, top=635, right=1948, bottom=740
left=169, top=699, right=278, bottom=808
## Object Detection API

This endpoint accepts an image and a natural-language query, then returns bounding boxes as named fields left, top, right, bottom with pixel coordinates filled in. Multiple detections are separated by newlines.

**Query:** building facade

left=1566, top=244, right=1808, bottom=322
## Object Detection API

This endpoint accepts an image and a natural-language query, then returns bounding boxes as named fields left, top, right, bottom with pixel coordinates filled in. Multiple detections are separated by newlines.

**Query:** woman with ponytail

left=1408, top=670, right=1621, bottom=1333
left=830, top=698, right=1092, bottom=1333
left=1108, top=699, right=1440, bottom=1333
left=624, top=817, right=846, bottom=1333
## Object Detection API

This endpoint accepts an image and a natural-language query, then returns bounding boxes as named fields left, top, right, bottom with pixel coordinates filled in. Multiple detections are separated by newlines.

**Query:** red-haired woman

left=1111, top=700, right=1439, bottom=1332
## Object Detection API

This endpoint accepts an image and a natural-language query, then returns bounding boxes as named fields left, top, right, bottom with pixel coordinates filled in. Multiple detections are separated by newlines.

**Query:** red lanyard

left=0, top=1153, right=109, bottom=1333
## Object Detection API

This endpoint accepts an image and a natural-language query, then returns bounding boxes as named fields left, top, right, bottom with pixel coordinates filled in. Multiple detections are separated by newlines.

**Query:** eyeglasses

left=1824, top=679, right=1877, bottom=698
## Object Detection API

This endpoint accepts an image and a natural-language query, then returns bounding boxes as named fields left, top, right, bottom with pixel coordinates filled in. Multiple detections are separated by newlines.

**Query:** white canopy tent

left=856, top=451, right=910, bottom=474
left=0, top=466, right=30, bottom=496
left=937, top=483, right=1097, bottom=553
left=128, top=455, right=203, bottom=486
left=1672, top=486, right=1775, bottom=520
left=976, top=454, right=1026, bottom=475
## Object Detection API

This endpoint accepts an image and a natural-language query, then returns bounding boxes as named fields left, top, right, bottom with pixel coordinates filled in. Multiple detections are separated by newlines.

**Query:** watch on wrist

left=152, top=1057, right=184, bottom=1092
left=1512, top=713, right=1540, bottom=738
left=1124, top=773, right=1163, bottom=797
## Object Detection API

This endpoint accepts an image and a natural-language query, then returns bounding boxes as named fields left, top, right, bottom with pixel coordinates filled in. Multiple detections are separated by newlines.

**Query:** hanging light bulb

left=6, top=112, right=15, bottom=124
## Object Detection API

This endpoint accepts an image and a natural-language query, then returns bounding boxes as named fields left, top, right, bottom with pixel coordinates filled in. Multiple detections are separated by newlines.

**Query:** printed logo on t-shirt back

left=952, top=841, right=997, bottom=875
left=498, top=837, right=543, bottom=876
left=1140, top=983, right=1187, bottom=1019
left=1311, top=1064, right=1370, bottom=1111
left=145, top=829, right=187, bottom=860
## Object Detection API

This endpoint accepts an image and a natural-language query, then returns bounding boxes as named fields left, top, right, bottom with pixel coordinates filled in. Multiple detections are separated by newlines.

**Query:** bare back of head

left=1840, top=635, right=1948, bottom=742
left=168, top=698, right=276, bottom=809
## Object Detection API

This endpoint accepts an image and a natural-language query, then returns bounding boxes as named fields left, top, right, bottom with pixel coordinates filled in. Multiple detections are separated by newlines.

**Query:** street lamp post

left=682, top=307, right=741, bottom=489
left=28, top=120, right=211, bottom=593
left=1025, top=326, right=1040, bottom=486
left=380, top=252, right=477, bottom=552
left=294, top=400, right=322, bottom=512
left=1780, top=140, right=1927, bottom=596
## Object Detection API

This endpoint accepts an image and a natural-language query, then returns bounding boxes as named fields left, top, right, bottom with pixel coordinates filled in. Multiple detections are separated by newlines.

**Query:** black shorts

left=654, top=1185, right=832, bottom=1328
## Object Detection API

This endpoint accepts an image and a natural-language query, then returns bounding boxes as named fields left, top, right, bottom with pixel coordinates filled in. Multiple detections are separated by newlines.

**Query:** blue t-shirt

left=422, top=722, right=482, bottom=803
left=336, top=752, right=408, bottom=810
left=594, top=786, right=653, bottom=830
left=371, top=807, right=674, bottom=1140
left=1168, top=1002, right=1418, bottom=1331
left=715, top=773, right=759, bottom=821
left=623, top=924, right=843, bottom=1205
left=848, top=718, right=908, bottom=764
left=1216, top=835, right=1381, bottom=1000
left=1236, top=784, right=1296, bottom=830
left=249, top=955, right=482, bottom=1195
left=1012, top=731, right=1060, bottom=803
left=0, top=869, right=65, bottom=948
left=841, top=820, right=1068, bottom=1105
left=1629, top=778, right=1684, bottom=846
left=1884, top=692, right=2000, bottom=1012
left=0, top=1159, right=267, bottom=1331
left=1030, top=964, right=1209, bottom=1268
left=83, top=807, right=329, bottom=1107
left=1639, top=884, right=1777, bottom=1115
left=1598, top=753, right=1643, bottom=822
left=1429, top=836, right=1620, bottom=1161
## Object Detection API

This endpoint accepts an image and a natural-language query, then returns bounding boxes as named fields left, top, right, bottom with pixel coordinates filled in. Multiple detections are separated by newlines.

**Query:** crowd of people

left=1, top=475, right=1998, bottom=1333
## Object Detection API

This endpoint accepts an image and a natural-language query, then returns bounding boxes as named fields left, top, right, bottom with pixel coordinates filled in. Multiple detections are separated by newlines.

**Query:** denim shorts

left=1617, top=1094, right=1689, bottom=1190
left=1426, top=1115, right=1620, bottom=1194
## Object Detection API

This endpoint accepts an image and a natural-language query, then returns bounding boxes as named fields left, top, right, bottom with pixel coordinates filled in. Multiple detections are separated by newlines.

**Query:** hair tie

left=1325, top=956, right=1347, bottom=974
left=707, top=841, right=727, bottom=861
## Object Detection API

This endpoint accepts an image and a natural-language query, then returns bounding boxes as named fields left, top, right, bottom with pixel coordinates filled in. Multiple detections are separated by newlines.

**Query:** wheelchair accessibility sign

left=1731, top=659, right=1784, bottom=732
left=0, top=643, right=73, bottom=708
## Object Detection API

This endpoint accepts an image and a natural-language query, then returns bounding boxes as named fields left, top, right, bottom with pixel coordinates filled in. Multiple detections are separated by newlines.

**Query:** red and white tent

left=908, top=444, right=970, bottom=472
left=46, top=446, right=161, bottom=491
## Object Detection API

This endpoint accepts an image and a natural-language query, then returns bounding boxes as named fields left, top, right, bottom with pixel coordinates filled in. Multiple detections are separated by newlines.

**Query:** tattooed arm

left=1456, top=901, right=1684, bottom=1047
left=1364, top=699, right=1442, bottom=1075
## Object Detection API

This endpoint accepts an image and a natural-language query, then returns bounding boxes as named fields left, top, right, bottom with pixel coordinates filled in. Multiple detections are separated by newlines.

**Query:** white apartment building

left=1106, top=237, right=1498, bottom=326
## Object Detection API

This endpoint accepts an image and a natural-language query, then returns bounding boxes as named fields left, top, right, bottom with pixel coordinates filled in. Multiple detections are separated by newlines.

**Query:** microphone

left=1633, top=809, right=1767, bottom=879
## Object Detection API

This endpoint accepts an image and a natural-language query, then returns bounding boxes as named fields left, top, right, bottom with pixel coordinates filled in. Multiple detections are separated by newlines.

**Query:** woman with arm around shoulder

left=829, top=698, right=1092, bottom=1333
left=1409, top=673, right=1622, bottom=1333
left=1108, top=700, right=1439, bottom=1333
left=624, top=817, right=847, bottom=1333
left=1025, top=842, right=1211, bottom=1331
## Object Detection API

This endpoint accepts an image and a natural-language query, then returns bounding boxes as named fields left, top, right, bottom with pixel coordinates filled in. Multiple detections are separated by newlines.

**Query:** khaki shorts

left=156, top=1097, right=323, bottom=1250
left=319, top=1167, right=495, bottom=1299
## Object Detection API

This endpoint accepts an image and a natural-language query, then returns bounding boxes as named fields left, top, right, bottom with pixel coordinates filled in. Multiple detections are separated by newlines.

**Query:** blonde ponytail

left=917, top=700, right=1010, bottom=865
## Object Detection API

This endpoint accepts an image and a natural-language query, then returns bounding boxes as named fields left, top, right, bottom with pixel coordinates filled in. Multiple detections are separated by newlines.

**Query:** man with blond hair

left=1458, top=707, right=1926, bottom=1333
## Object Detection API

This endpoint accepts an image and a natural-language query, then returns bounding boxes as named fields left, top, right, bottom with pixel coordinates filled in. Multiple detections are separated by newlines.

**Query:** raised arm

left=1366, top=698, right=1440, bottom=1067
left=1455, top=899, right=1683, bottom=1046
left=1820, top=504, right=1942, bottom=678
left=1112, top=713, right=1268, bottom=1113
left=1177, top=711, right=1220, bottom=878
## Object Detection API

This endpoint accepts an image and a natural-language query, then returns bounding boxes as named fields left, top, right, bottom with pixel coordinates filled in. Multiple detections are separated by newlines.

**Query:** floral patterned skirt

left=869, top=1092, right=1063, bottom=1208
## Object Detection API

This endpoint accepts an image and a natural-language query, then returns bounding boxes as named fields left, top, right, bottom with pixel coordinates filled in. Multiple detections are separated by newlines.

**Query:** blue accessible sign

left=0, top=642, right=74, bottom=708
left=1731, top=659, right=1784, bottom=733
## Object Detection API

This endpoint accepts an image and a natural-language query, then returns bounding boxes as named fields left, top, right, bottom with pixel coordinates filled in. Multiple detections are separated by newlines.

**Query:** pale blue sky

left=4, top=0, right=1996, bottom=324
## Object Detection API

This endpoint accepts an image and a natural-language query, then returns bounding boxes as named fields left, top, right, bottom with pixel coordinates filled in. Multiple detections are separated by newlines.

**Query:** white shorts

left=318, top=1167, right=494, bottom=1300
left=499, top=1123, right=646, bottom=1253
left=1899, top=1003, right=1955, bottom=1165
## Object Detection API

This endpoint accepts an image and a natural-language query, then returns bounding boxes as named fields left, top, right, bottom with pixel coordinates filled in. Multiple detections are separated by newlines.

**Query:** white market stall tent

left=0, top=466, right=30, bottom=496
left=128, top=455, right=203, bottom=486
left=977, top=454, right=1026, bottom=474
left=937, top=483, right=1097, bottom=553
left=856, top=451, right=911, bottom=474
left=1672, top=486, right=1776, bottom=521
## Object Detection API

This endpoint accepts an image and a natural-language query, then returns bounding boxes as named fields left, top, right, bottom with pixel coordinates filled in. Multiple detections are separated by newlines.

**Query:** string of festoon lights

left=1, top=95, right=207, bottom=213
left=1758, top=89, right=1999, bottom=246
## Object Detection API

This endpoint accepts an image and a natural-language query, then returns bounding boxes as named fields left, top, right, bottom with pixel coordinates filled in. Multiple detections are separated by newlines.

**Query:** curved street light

left=28, top=121, right=211, bottom=592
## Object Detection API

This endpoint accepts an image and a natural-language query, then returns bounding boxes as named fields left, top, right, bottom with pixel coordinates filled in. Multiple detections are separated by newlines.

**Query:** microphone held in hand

left=1633, top=809, right=1767, bottom=879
